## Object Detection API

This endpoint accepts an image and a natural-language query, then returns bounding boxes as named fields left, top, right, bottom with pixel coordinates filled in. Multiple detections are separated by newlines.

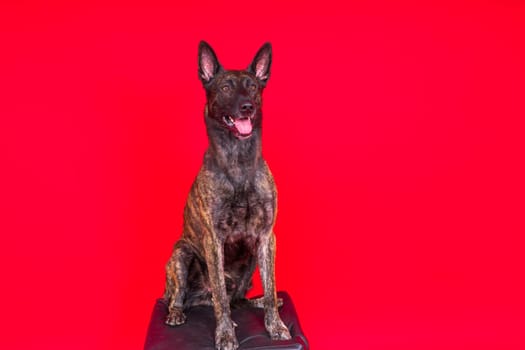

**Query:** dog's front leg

left=257, top=232, right=292, bottom=340
left=204, top=233, right=239, bottom=350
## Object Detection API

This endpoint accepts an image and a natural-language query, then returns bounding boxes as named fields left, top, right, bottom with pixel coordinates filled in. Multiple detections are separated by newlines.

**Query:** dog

left=163, top=41, right=291, bottom=350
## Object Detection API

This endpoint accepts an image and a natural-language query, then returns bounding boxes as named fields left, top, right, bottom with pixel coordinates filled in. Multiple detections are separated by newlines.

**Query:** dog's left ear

left=248, top=43, right=272, bottom=86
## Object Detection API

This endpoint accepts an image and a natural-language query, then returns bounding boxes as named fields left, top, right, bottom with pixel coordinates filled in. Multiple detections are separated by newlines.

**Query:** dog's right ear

left=198, top=41, right=222, bottom=86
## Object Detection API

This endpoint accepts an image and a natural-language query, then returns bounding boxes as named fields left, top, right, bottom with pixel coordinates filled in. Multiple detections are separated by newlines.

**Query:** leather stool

left=144, top=291, right=309, bottom=350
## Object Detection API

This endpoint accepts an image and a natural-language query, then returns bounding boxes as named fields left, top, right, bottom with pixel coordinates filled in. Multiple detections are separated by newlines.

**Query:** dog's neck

left=204, top=122, right=263, bottom=184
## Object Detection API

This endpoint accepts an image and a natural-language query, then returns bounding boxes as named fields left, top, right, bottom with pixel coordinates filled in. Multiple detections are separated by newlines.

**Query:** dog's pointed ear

left=198, top=41, right=222, bottom=85
left=248, top=42, right=272, bottom=86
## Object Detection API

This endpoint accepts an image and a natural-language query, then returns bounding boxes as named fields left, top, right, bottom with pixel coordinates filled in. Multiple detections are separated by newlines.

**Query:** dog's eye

left=249, top=84, right=257, bottom=92
left=221, top=85, right=231, bottom=92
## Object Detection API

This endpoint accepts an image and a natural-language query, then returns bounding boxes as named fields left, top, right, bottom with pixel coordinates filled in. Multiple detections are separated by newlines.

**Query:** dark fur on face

left=163, top=41, right=290, bottom=350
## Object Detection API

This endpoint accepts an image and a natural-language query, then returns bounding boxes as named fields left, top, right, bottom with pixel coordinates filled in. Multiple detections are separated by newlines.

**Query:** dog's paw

left=165, top=307, right=186, bottom=326
left=266, top=318, right=291, bottom=341
left=215, top=322, right=239, bottom=350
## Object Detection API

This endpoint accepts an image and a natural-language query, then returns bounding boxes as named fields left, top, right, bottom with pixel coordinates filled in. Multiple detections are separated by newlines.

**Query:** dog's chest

left=215, top=178, right=275, bottom=240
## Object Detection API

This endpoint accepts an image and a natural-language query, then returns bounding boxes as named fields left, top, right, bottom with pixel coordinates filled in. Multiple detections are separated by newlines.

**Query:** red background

left=1, top=1, right=524, bottom=349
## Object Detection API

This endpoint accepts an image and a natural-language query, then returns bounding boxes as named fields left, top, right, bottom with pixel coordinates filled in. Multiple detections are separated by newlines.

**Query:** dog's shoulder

left=254, top=160, right=276, bottom=194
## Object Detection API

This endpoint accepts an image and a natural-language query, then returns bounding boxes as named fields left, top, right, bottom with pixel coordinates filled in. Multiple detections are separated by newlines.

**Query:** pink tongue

left=234, top=118, right=253, bottom=135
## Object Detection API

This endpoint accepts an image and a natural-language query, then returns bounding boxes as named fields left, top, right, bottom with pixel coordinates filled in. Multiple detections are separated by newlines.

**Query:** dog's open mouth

left=223, top=115, right=253, bottom=139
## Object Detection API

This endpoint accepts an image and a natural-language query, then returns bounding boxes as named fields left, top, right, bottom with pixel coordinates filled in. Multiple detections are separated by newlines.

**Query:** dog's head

left=198, top=41, right=272, bottom=140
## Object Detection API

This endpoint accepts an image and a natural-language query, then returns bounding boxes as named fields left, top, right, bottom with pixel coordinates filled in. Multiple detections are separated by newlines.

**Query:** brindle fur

left=164, top=41, right=291, bottom=350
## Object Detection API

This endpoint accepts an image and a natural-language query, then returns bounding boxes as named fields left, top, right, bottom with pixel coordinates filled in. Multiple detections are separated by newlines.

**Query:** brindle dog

left=164, top=41, right=291, bottom=350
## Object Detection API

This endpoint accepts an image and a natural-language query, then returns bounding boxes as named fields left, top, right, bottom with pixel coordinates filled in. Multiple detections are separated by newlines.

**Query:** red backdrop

left=1, top=1, right=524, bottom=349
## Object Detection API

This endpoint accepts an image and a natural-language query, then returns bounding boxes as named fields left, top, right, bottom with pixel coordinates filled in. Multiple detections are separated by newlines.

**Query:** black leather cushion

left=144, top=291, right=309, bottom=350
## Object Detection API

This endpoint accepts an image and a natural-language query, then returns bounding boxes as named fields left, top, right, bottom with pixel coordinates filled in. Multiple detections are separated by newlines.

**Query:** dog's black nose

left=240, top=102, right=254, bottom=114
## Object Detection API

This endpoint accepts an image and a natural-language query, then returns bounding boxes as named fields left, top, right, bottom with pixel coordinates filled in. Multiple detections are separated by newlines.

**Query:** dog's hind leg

left=164, top=240, right=193, bottom=326
left=231, top=255, right=283, bottom=309
left=229, top=255, right=257, bottom=307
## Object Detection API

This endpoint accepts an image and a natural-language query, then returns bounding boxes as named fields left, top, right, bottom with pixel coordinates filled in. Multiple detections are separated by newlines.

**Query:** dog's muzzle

left=223, top=115, right=254, bottom=140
